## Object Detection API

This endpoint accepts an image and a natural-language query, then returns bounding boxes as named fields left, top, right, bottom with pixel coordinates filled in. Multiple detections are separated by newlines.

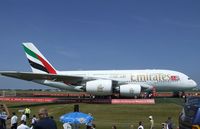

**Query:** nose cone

left=191, top=80, right=197, bottom=88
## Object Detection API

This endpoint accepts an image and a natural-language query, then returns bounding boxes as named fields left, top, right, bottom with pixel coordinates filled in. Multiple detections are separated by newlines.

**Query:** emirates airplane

left=0, top=43, right=197, bottom=97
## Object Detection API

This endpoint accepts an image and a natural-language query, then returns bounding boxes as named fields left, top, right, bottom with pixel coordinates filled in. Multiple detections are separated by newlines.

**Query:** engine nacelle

left=120, top=84, right=141, bottom=97
left=86, top=80, right=112, bottom=95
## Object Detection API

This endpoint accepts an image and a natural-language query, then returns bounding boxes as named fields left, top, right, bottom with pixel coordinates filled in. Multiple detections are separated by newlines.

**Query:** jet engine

left=120, top=84, right=141, bottom=97
left=86, top=80, right=113, bottom=95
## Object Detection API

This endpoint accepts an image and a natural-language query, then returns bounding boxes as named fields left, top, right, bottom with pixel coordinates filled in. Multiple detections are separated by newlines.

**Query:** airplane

left=0, top=43, right=197, bottom=97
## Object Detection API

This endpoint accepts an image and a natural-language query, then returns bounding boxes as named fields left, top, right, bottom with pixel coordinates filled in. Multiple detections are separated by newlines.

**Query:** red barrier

left=111, top=99, right=155, bottom=104
left=33, top=93, right=91, bottom=97
left=0, top=97, right=155, bottom=104
left=0, top=97, right=57, bottom=103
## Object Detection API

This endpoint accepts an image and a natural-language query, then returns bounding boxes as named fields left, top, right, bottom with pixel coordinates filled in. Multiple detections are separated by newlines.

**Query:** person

left=86, top=113, right=93, bottom=129
left=31, top=115, right=37, bottom=127
left=33, top=108, right=57, bottom=129
left=92, top=123, right=96, bottom=129
left=11, top=112, right=18, bottom=129
left=21, top=112, right=27, bottom=125
left=138, top=121, right=144, bottom=129
left=0, top=104, right=9, bottom=129
left=149, top=116, right=154, bottom=129
left=162, top=122, right=168, bottom=129
left=0, top=109, right=7, bottom=129
left=25, top=107, right=31, bottom=119
left=112, top=125, right=117, bottom=129
left=63, top=123, right=72, bottom=129
left=166, top=117, right=173, bottom=129
left=17, top=120, right=30, bottom=129
left=86, top=122, right=92, bottom=129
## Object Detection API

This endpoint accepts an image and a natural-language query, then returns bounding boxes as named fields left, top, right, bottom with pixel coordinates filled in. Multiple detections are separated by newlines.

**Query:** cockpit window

left=188, top=78, right=191, bottom=80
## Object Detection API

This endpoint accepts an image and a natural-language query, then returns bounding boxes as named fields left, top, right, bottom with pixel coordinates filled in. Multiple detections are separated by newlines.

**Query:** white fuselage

left=39, top=69, right=197, bottom=92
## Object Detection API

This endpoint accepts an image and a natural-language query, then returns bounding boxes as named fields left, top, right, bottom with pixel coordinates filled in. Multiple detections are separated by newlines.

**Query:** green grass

left=4, top=98, right=183, bottom=129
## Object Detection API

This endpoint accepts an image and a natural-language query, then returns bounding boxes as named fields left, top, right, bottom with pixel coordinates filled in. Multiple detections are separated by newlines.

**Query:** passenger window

left=188, top=78, right=191, bottom=80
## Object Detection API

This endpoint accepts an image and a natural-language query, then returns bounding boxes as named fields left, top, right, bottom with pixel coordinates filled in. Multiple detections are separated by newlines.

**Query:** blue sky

left=0, top=0, right=200, bottom=89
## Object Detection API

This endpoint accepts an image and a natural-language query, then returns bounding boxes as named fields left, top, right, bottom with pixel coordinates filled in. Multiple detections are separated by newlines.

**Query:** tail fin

left=22, top=43, right=57, bottom=74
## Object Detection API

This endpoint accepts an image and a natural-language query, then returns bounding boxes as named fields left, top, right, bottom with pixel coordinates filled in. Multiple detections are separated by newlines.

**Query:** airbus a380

left=0, top=43, right=197, bottom=97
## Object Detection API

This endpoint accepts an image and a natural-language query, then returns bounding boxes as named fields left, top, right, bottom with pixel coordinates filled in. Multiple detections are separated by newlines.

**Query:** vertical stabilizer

left=22, top=43, right=57, bottom=74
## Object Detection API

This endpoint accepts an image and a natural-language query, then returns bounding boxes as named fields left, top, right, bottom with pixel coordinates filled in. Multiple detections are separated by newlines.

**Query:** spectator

left=11, top=112, right=18, bottom=129
left=86, top=113, right=93, bottom=129
left=0, top=104, right=9, bottom=129
left=149, top=116, right=154, bottom=129
left=166, top=117, right=174, bottom=129
left=63, top=123, right=72, bottom=129
left=92, top=123, right=96, bottom=129
left=31, top=115, right=37, bottom=127
left=1, top=109, right=7, bottom=129
left=25, top=107, right=31, bottom=119
left=138, top=121, right=144, bottom=129
left=21, top=112, right=27, bottom=125
left=17, top=120, right=29, bottom=129
left=33, top=108, right=57, bottom=129
left=162, top=122, right=168, bottom=129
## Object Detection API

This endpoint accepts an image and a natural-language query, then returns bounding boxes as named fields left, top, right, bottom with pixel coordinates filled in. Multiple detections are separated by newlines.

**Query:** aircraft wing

left=0, top=71, right=86, bottom=84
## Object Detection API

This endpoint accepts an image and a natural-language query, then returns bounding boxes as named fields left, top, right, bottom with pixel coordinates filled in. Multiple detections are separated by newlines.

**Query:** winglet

left=22, top=43, right=57, bottom=74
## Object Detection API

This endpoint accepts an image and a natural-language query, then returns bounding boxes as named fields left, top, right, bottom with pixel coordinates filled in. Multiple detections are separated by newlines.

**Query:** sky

left=0, top=0, right=200, bottom=89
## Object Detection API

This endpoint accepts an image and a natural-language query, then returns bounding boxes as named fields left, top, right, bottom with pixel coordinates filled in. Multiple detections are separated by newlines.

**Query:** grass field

left=3, top=98, right=184, bottom=129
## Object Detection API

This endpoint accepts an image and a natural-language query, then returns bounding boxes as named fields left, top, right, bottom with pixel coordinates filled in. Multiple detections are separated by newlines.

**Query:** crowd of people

left=112, top=115, right=175, bottom=129
left=0, top=103, right=176, bottom=129
left=0, top=105, right=57, bottom=129
left=0, top=105, right=96, bottom=129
